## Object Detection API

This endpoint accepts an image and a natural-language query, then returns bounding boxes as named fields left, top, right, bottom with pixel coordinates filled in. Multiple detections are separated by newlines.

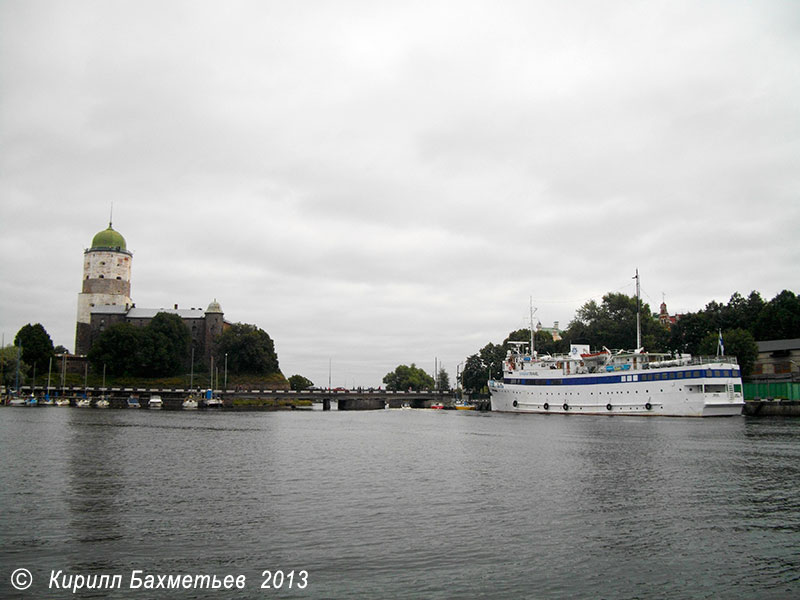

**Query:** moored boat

left=490, top=274, right=744, bottom=417
left=182, top=397, right=198, bottom=410
left=148, top=395, right=162, bottom=410
left=489, top=346, right=744, bottom=417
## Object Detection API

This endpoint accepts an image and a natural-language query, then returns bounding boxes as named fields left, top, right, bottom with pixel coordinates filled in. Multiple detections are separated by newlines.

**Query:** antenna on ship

left=633, top=269, right=641, bottom=350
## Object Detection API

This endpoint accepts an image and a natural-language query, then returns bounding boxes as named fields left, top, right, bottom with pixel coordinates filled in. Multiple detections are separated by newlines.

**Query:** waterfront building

left=752, top=338, right=800, bottom=381
left=656, top=300, right=682, bottom=328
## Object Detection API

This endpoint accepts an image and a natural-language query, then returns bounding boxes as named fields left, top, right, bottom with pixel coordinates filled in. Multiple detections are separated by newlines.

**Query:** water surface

left=1, top=407, right=799, bottom=598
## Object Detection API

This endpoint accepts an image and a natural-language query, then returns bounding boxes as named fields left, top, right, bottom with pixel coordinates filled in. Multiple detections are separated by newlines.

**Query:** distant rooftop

left=757, top=339, right=800, bottom=353
left=90, top=305, right=219, bottom=319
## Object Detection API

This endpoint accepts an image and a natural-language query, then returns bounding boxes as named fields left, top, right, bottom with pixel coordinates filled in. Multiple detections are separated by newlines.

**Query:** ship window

left=678, top=372, right=684, bottom=378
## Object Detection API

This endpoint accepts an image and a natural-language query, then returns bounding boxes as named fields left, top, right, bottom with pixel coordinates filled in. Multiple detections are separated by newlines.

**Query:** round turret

left=206, top=299, right=223, bottom=314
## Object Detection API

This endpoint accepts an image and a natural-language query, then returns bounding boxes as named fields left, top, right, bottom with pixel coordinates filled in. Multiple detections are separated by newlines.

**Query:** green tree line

left=2, top=314, right=282, bottom=386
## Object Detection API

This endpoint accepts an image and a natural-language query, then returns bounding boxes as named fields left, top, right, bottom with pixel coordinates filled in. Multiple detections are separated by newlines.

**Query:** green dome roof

left=91, top=224, right=127, bottom=250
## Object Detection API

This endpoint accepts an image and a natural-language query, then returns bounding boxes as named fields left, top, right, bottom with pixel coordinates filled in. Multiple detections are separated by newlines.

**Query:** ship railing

left=647, top=355, right=738, bottom=368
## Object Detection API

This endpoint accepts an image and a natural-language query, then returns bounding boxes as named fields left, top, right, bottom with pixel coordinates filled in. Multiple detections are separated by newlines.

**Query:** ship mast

left=634, top=269, right=641, bottom=350
left=529, top=297, right=537, bottom=357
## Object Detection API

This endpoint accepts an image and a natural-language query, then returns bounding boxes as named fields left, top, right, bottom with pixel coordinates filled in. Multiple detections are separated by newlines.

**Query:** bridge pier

left=337, top=397, right=386, bottom=410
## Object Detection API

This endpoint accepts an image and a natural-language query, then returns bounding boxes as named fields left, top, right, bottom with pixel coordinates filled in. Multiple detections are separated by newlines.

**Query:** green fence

left=744, top=382, right=800, bottom=401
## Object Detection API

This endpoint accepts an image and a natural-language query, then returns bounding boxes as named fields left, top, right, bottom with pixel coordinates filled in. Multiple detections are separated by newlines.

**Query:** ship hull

left=489, top=364, right=744, bottom=417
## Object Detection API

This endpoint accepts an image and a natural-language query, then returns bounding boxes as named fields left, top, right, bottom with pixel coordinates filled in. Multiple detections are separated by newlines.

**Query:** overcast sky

left=1, top=0, right=798, bottom=388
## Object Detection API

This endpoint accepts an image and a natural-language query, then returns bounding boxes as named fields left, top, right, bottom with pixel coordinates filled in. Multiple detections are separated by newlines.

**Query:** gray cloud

left=1, top=0, right=798, bottom=387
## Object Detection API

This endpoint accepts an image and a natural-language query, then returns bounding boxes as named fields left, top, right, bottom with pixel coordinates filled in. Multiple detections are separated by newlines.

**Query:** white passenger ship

left=489, top=276, right=744, bottom=417
left=489, top=345, right=744, bottom=416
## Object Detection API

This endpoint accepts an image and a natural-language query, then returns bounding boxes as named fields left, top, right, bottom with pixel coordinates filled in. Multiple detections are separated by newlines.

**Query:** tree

left=436, top=367, right=450, bottom=391
left=1, top=344, right=29, bottom=389
left=480, top=343, right=506, bottom=380
left=87, top=312, right=192, bottom=377
left=754, top=290, right=800, bottom=341
left=565, top=292, right=666, bottom=351
left=88, top=323, right=145, bottom=376
left=459, top=343, right=506, bottom=394
left=288, top=374, right=314, bottom=391
left=146, top=312, right=191, bottom=376
left=214, top=323, right=280, bottom=375
left=699, top=328, right=758, bottom=378
left=669, top=311, right=711, bottom=355
left=461, top=353, right=489, bottom=393
left=722, top=291, right=765, bottom=332
left=382, top=363, right=434, bottom=391
left=14, top=323, right=54, bottom=375
left=503, top=328, right=567, bottom=356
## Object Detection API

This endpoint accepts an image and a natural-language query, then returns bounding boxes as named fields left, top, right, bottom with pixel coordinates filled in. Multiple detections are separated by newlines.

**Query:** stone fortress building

left=75, top=221, right=227, bottom=365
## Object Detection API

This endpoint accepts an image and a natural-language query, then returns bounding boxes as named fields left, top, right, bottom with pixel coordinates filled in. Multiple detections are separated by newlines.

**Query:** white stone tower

left=75, top=221, right=133, bottom=355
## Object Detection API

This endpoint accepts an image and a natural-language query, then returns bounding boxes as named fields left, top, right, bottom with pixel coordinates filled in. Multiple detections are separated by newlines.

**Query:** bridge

left=6, top=385, right=459, bottom=410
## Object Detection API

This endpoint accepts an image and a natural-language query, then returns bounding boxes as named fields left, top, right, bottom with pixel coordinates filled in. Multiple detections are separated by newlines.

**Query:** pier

left=3, top=385, right=465, bottom=410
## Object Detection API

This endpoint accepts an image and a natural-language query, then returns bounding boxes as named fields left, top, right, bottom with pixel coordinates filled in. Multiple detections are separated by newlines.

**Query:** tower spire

left=109, top=203, right=113, bottom=228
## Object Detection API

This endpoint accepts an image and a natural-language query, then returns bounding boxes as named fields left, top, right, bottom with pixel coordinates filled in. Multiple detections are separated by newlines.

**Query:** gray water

left=1, top=407, right=799, bottom=599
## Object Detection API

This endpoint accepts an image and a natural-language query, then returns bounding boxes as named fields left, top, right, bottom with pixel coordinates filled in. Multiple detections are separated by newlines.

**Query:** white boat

left=127, top=396, right=141, bottom=409
left=148, top=395, right=162, bottom=410
left=55, top=398, right=70, bottom=407
left=203, top=397, right=223, bottom=409
left=96, top=398, right=109, bottom=408
left=77, top=398, right=91, bottom=408
left=489, top=346, right=744, bottom=417
left=182, top=398, right=198, bottom=410
left=489, top=275, right=744, bottom=417
left=7, top=397, right=26, bottom=407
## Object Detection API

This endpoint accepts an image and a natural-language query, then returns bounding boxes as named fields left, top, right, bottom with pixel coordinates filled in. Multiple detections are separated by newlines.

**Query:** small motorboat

left=182, top=398, right=199, bottom=410
left=148, top=395, right=163, bottom=410
left=203, top=397, right=223, bottom=409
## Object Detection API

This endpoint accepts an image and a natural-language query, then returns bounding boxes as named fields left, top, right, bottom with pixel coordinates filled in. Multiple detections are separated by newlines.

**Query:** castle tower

left=204, top=299, right=224, bottom=365
left=75, top=222, right=133, bottom=355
